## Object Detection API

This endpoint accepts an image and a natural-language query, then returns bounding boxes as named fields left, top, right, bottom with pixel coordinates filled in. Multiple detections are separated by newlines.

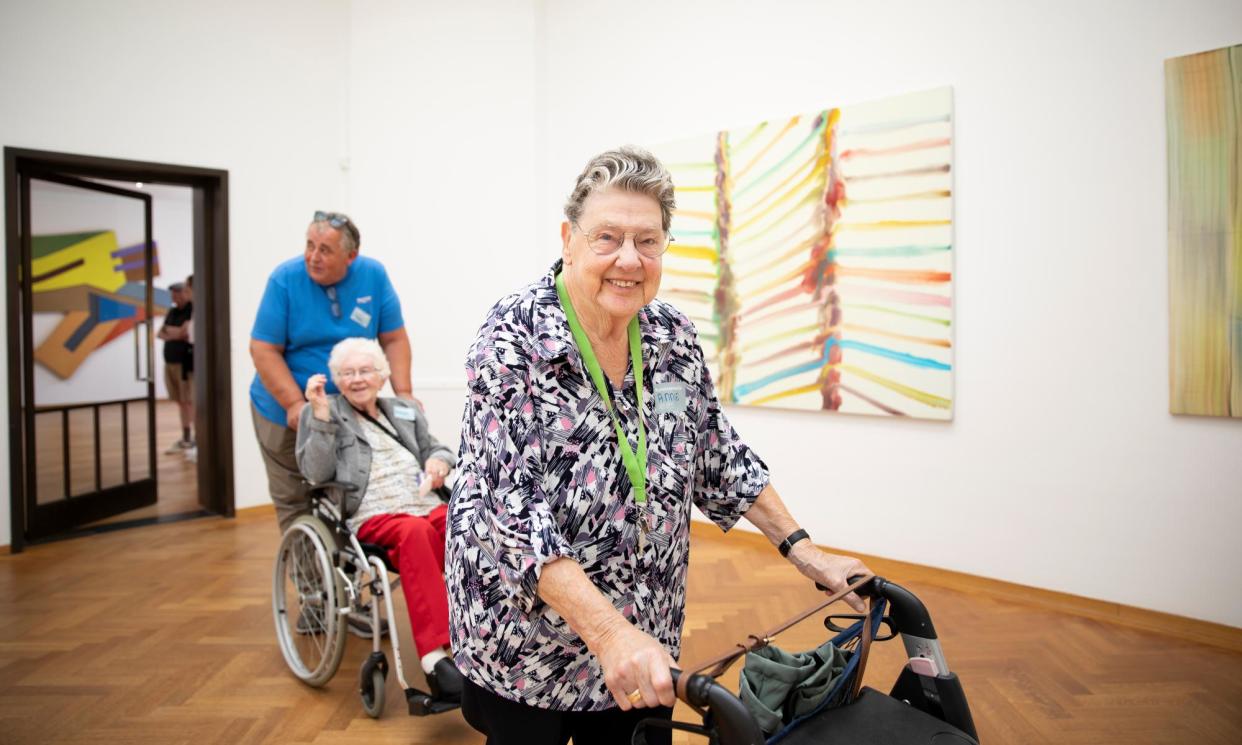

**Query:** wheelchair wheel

left=360, top=666, right=386, bottom=718
left=273, top=515, right=348, bottom=687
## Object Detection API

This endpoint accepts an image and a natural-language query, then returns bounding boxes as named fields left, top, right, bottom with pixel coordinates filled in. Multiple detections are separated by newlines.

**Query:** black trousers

left=461, top=678, right=673, bottom=745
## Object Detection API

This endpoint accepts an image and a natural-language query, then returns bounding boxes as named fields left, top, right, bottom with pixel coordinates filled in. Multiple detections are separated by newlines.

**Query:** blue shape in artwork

left=64, top=316, right=98, bottom=352
left=93, top=294, right=138, bottom=322
left=115, top=282, right=173, bottom=310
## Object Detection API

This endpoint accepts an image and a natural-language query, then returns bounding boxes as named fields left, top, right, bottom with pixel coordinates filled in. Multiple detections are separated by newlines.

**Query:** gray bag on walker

left=739, top=640, right=853, bottom=734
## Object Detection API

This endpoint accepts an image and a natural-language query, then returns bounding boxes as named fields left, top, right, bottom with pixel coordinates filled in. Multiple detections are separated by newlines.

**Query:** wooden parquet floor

left=1, top=510, right=1239, bottom=744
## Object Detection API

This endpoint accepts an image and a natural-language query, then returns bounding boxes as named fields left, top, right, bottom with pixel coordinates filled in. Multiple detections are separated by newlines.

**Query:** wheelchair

left=271, top=480, right=459, bottom=719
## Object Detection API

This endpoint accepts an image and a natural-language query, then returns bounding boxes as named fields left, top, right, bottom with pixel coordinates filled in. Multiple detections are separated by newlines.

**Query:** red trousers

left=355, top=505, right=450, bottom=657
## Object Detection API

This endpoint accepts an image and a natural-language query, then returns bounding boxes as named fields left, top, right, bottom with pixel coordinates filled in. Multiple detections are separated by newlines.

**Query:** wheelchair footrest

left=405, top=687, right=461, bottom=716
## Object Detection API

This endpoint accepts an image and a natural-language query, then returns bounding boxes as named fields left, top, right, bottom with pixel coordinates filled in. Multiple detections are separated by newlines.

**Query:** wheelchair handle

left=670, top=669, right=764, bottom=745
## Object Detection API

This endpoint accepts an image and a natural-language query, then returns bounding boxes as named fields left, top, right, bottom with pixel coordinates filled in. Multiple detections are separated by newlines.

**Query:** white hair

left=327, top=337, right=390, bottom=383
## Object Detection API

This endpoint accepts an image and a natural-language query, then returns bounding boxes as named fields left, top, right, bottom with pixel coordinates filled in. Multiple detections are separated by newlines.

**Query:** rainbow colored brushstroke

left=654, top=88, right=954, bottom=419
left=1166, top=45, right=1242, bottom=418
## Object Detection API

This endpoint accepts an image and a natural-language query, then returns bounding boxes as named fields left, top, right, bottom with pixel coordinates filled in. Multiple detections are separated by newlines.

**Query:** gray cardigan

left=296, top=395, right=456, bottom=519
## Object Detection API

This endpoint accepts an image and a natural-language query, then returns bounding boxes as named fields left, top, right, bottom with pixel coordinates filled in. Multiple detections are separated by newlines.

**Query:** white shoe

left=164, top=439, right=191, bottom=454
left=185, top=446, right=197, bottom=464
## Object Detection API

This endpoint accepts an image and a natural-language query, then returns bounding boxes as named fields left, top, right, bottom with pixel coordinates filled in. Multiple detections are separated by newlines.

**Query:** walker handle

left=670, top=669, right=764, bottom=745
left=815, top=574, right=878, bottom=597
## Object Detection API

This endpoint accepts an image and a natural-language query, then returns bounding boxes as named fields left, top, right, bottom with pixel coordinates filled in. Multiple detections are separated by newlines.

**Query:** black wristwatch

left=778, top=528, right=810, bottom=558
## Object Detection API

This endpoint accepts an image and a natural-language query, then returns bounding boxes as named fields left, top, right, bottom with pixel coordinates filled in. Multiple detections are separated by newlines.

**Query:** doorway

left=5, top=148, right=234, bottom=552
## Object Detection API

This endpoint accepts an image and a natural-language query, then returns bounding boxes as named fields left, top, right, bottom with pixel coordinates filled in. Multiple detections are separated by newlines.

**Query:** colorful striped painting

left=652, top=87, right=954, bottom=419
left=1166, top=44, right=1242, bottom=418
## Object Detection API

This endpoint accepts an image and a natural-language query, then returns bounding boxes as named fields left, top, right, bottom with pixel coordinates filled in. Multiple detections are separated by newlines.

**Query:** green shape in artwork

left=32, top=231, right=109, bottom=259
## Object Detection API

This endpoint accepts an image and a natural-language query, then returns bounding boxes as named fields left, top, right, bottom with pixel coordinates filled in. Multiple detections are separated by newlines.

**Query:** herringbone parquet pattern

left=1, top=509, right=1239, bottom=744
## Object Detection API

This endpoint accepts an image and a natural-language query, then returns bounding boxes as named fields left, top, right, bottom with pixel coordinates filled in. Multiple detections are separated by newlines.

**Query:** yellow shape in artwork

left=31, top=231, right=125, bottom=293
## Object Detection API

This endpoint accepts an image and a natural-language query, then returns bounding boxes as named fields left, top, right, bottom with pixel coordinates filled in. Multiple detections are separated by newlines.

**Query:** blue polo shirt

left=249, top=255, right=404, bottom=425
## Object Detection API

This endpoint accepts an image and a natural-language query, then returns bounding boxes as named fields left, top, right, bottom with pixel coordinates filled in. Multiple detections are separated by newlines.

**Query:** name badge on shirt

left=654, top=382, right=689, bottom=415
left=350, top=306, right=372, bottom=327
left=393, top=405, right=417, bottom=421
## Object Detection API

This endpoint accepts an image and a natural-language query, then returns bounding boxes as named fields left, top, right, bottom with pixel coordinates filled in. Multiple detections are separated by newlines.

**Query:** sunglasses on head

left=313, top=210, right=360, bottom=245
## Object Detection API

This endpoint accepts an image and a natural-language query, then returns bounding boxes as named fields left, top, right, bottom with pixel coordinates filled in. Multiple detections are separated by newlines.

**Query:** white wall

left=348, top=0, right=540, bottom=390
left=0, top=0, right=353, bottom=544
left=537, top=0, right=1242, bottom=627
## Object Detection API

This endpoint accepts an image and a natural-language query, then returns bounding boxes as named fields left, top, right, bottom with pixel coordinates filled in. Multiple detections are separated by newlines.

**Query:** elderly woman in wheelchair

left=271, top=336, right=463, bottom=718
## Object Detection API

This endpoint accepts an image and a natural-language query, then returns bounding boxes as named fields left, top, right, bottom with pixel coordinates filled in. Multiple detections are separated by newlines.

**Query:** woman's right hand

left=305, top=374, right=330, bottom=421
left=591, top=618, right=678, bottom=711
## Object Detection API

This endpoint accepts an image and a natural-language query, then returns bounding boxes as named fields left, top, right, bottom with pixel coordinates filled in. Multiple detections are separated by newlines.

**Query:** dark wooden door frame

left=5, top=147, right=234, bottom=553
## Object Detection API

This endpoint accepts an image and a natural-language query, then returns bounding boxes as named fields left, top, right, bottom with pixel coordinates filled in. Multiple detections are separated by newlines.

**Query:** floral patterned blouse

left=446, top=261, right=770, bottom=711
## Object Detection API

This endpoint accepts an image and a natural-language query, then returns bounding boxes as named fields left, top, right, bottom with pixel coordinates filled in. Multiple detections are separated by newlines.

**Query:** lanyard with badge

left=350, top=404, right=404, bottom=448
left=555, top=272, right=653, bottom=551
left=350, top=403, right=437, bottom=497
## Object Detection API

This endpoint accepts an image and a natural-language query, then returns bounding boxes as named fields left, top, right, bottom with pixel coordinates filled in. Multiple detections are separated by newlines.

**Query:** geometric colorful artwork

left=31, top=230, right=171, bottom=379
left=651, top=87, right=954, bottom=419
left=1166, top=44, right=1241, bottom=418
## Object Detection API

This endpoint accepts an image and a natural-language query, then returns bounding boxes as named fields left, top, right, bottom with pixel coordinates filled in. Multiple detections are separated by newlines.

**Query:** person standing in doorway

left=158, top=277, right=194, bottom=459
left=249, top=212, right=413, bottom=535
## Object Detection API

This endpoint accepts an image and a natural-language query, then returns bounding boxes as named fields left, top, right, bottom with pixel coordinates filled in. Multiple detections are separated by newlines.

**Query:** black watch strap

left=778, top=528, right=810, bottom=558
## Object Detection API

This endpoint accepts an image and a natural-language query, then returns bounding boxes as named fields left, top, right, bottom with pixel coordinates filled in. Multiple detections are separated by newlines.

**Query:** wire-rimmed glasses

left=573, top=222, right=673, bottom=258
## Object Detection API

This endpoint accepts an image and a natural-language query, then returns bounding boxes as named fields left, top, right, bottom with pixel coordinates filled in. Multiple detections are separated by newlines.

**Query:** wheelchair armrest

left=304, top=480, right=360, bottom=495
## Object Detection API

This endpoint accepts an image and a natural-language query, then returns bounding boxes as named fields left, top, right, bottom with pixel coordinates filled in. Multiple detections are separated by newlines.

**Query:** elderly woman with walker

left=446, top=147, right=872, bottom=745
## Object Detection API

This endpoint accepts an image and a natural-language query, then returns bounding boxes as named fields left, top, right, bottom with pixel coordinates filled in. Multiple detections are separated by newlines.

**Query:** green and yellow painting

left=1166, top=44, right=1242, bottom=418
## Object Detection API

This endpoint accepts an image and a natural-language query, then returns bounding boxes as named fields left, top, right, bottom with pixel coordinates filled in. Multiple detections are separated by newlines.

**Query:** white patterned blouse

left=446, top=262, right=770, bottom=711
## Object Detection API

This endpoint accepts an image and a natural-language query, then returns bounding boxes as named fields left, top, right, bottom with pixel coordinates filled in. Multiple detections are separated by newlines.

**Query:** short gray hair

left=327, top=337, right=390, bottom=383
left=309, top=211, right=360, bottom=255
left=564, top=146, right=676, bottom=232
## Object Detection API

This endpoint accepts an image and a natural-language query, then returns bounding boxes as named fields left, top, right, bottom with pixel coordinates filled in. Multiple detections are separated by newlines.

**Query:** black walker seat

left=774, top=687, right=976, bottom=744
left=644, top=576, right=979, bottom=745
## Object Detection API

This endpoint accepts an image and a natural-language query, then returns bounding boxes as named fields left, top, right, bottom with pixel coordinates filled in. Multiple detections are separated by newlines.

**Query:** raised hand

left=304, top=374, right=331, bottom=422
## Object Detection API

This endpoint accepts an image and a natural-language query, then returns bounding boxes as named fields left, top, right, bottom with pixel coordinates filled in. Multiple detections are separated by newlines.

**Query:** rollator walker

left=271, top=481, right=459, bottom=719
left=636, top=575, right=979, bottom=745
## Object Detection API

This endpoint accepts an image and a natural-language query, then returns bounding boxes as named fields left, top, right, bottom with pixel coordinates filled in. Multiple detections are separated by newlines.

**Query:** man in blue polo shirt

left=249, top=211, right=413, bottom=534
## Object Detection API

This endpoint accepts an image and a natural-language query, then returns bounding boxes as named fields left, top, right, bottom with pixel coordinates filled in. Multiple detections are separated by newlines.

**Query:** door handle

left=146, top=314, right=155, bottom=383
left=133, top=319, right=143, bottom=381
left=133, top=319, right=154, bottom=382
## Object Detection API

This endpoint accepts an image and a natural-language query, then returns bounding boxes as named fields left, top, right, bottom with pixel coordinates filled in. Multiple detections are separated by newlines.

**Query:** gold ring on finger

left=627, top=689, right=643, bottom=704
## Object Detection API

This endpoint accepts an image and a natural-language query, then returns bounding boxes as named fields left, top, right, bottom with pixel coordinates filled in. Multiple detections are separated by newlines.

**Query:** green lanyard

left=555, top=272, right=647, bottom=506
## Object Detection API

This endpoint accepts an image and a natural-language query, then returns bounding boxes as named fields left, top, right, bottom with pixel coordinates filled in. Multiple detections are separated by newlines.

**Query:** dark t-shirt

left=163, top=302, right=193, bottom=364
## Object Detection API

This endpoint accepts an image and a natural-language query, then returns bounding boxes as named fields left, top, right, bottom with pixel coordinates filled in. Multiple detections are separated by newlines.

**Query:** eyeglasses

left=573, top=222, right=673, bottom=258
left=337, top=367, right=380, bottom=381
left=313, top=210, right=361, bottom=246
left=325, top=286, right=341, bottom=318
